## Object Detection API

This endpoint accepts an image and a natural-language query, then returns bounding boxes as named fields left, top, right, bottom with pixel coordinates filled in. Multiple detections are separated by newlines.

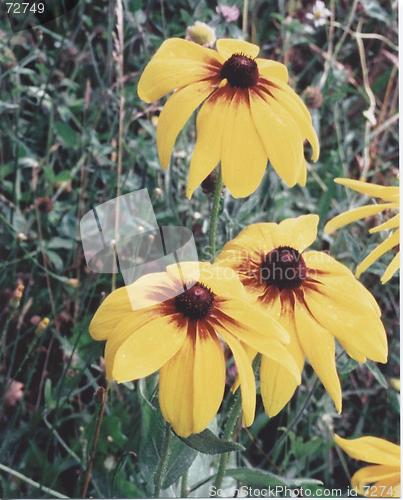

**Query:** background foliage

left=0, top=0, right=399, bottom=497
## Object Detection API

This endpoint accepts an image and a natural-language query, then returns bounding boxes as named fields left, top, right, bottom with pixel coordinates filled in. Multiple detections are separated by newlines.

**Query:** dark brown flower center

left=175, top=282, right=214, bottom=320
left=260, top=246, right=307, bottom=290
left=220, top=53, right=259, bottom=88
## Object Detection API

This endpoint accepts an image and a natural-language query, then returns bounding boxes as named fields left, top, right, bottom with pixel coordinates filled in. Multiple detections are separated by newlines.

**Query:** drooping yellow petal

left=257, top=59, right=288, bottom=83
left=137, top=38, right=220, bottom=103
left=192, top=330, right=226, bottom=434
left=334, top=178, right=399, bottom=203
left=306, top=263, right=381, bottom=316
left=275, top=214, right=319, bottom=252
left=186, top=89, right=230, bottom=198
left=219, top=329, right=256, bottom=427
left=304, top=251, right=381, bottom=315
left=221, top=90, right=268, bottom=198
left=351, top=465, right=401, bottom=497
left=216, top=38, right=260, bottom=59
left=260, top=314, right=305, bottom=417
left=269, top=78, right=320, bottom=162
left=369, top=214, right=400, bottom=234
left=304, top=287, right=387, bottom=363
left=157, top=80, right=214, bottom=168
left=159, top=334, right=195, bottom=437
left=356, top=230, right=400, bottom=278
left=334, top=435, right=400, bottom=467
left=89, top=286, right=134, bottom=340
left=294, top=299, right=342, bottom=412
left=110, top=314, right=187, bottom=383
left=249, top=90, right=302, bottom=187
left=381, top=252, right=400, bottom=284
left=324, top=203, right=396, bottom=235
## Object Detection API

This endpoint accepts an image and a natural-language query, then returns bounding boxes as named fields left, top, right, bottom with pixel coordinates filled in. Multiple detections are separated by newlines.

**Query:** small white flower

left=306, top=0, right=331, bottom=28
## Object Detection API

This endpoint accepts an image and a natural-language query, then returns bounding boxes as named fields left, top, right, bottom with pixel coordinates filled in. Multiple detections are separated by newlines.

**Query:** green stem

left=242, top=0, right=249, bottom=36
left=208, top=169, right=223, bottom=262
left=211, top=392, right=242, bottom=494
left=154, top=423, right=172, bottom=498
left=180, top=469, right=188, bottom=498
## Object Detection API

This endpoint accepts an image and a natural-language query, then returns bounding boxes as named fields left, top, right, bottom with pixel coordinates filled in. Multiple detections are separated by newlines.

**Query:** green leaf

left=54, top=121, right=79, bottom=148
left=366, top=361, right=388, bottom=389
left=138, top=402, right=197, bottom=491
left=180, top=429, right=245, bottom=455
left=225, top=468, right=286, bottom=487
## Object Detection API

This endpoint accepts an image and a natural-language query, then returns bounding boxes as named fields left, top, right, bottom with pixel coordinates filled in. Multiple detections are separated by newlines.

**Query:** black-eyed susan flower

left=334, top=434, right=400, bottom=498
left=137, top=38, right=319, bottom=198
left=217, top=215, right=387, bottom=416
left=89, top=261, right=300, bottom=437
left=325, top=178, right=399, bottom=284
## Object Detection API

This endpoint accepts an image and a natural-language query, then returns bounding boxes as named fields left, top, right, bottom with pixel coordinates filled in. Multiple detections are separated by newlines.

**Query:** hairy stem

left=211, top=392, right=242, bottom=494
left=81, top=386, right=108, bottom=498
left=153, top=423, right=172, bottom=498
left=208, top=169, right=223, bottom=261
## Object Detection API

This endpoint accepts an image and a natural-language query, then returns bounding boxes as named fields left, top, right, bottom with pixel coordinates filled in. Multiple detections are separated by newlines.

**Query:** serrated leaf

left=180, top=429, right=245, bottom=455
left=225, top=468, right=286, bottom=487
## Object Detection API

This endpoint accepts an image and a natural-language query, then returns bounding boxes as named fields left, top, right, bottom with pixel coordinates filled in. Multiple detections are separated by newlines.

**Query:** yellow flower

left=137, top=38, right=319, bottom=198
left=217, top=214, right=387, bottom=416
left=89, top=261, right=299, bottom=437
left=334, top=434, right=400, bottom=498
left=325, top=178, right=400, bottom=284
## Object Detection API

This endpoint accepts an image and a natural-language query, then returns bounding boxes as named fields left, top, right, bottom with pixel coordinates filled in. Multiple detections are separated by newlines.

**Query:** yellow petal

left=260, top=315, right=304, bottom=417
left=381, top=252, right=400, bottom=284
left=89, top=286, right=133, bottom=340
left=110, top=314, right=187, bottom=382
left=306, top=260, right=381, bottom=316
left=303, top=250, right=352, bottom=276
left=369, top=214, right=400, bottom=234
left=304, top=287, right=387, bottom=363
left=218, top=222, right=277, bottom=261
left=324, top=203, right=396, bottom=235
left=294, top=299, right=342, bottom=412
left=219, top=329, right=256, bottom=427
left=334, top=434, right=400, bottom=467
left=165, top=261, right=247, bottom=301
left=257, top=59, right=288, bottom=83
left=137, top=38, right=220, bottom=103
left=249, top=90, right=302, bottom=187
left=356, top=230, right=400, bottom=278
left=219, top=298, right=289, bottom=344
left=275, top=214, right=319, bottom=252
left=334, top=178, right=399, bottom=203
left=221, top=90, right=268, bottom=198
left=351, top=465, right=401, bottom=497
left=269, top=78, right=320, bottom=162
left=214, top=304, right=301, bottom=385
left=193, top=329, right=226, bottom=434
left=159, top=334, right=195, bottom=437
left=186, top=88, right=230, bottom=198
left=157, top=81, right=214, bottom=168
left=104, top=308, right=159, bottom=379
left=216, top=38, right=260, bottom=59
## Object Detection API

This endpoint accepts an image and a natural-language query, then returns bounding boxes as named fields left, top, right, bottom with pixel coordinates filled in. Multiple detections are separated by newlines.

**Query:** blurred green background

left=0, top=0, right=399, bottom=497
